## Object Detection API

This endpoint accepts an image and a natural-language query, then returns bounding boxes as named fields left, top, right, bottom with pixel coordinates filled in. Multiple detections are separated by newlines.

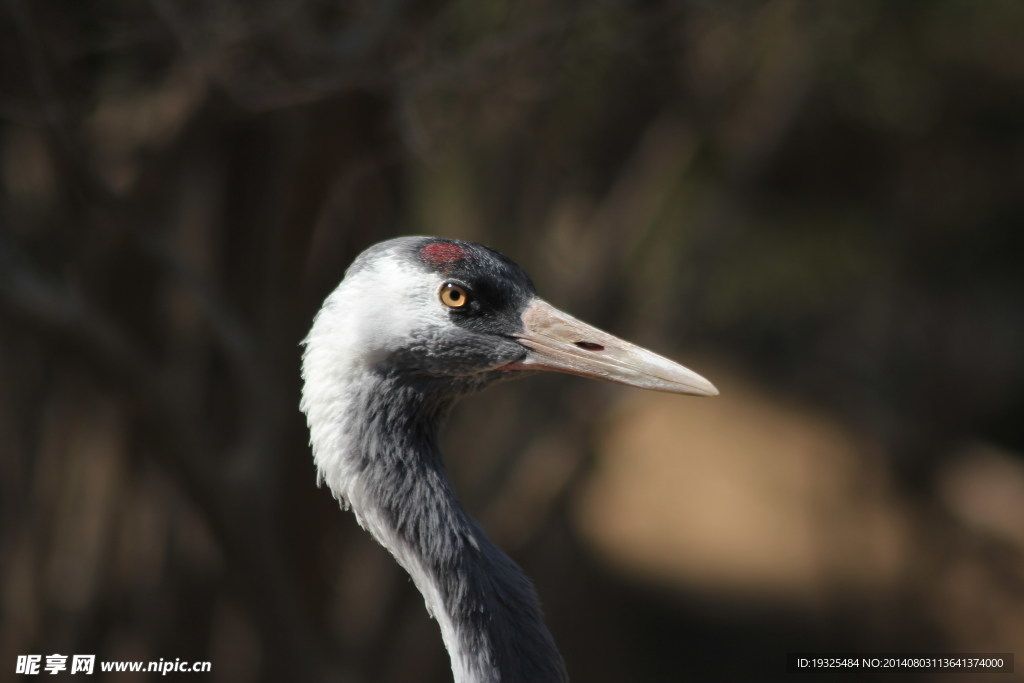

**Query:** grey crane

left=301, top=237, right=717, bottom=683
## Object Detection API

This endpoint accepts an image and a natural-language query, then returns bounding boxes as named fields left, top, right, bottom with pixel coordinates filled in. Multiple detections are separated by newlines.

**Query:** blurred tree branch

left=2, top=0, right=1022, bottom=681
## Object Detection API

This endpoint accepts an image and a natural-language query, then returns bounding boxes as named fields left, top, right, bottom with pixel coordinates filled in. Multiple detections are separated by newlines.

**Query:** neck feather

left=304, top=368, right=567, bottom=683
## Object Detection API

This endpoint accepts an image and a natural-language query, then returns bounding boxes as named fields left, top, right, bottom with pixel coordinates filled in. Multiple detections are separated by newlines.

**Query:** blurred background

left=2, top=1, right=1023, bottom=681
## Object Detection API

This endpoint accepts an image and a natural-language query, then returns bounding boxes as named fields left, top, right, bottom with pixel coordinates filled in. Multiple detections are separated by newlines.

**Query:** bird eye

left=439, top=282, right=471, bottom=308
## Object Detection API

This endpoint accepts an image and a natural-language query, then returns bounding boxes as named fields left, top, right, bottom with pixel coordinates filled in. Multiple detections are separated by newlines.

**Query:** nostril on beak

left=575, top=341, right=604, bottom=351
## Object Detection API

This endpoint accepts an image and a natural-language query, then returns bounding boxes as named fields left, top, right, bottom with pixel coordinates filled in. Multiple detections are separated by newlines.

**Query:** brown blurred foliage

left=2, top=1, right=1023, bottom=681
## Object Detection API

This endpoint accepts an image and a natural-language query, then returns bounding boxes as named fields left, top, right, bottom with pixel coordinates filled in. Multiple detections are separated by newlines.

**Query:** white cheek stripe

left=300, top=253, right=483, bottom=682
left=300, top=253, right=448, bottom=501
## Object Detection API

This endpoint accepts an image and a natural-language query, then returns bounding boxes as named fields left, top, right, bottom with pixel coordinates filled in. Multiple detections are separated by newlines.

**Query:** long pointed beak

left=504, top=298, right=718, bottom=396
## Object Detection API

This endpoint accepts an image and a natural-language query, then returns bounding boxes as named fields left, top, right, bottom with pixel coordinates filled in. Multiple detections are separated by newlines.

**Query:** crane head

left=304, top=236, right=717, bottom=398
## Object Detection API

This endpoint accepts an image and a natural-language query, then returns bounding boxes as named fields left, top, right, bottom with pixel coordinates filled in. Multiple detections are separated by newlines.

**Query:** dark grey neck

left=348, top=371, right=568, bottom=683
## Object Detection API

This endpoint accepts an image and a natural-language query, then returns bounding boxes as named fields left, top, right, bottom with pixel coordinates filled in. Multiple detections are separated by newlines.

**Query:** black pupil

left=448, top=286, right=462, bottom=302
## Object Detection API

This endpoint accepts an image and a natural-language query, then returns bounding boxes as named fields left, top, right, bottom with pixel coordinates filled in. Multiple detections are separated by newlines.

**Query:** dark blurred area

left=2, top=1, right=1023, bottom=681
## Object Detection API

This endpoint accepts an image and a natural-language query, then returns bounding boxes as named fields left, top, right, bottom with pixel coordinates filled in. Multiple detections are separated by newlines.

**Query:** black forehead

left=408, top=238, right=536, bottom=304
